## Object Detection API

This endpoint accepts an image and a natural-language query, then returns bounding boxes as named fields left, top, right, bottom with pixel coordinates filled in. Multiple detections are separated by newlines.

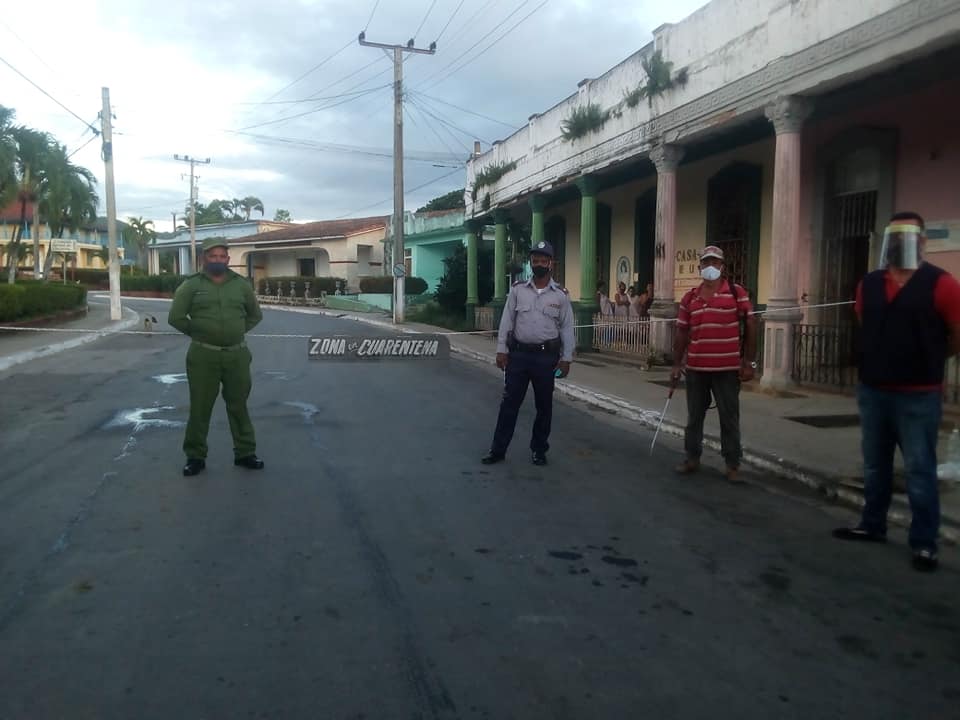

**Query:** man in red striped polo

left=671, top=245, right=757, bottom=483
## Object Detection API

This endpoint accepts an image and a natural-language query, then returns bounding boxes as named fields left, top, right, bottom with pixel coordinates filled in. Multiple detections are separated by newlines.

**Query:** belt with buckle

left=509, top=337, right=560, bottom=353
left=193, top=340, right=246, bottom=351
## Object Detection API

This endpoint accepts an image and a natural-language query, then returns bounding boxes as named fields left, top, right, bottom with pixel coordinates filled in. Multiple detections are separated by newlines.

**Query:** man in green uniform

left=168, top=237, right=265, bottom=476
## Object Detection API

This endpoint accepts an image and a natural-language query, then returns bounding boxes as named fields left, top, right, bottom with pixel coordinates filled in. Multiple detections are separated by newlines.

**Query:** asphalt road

left=0, top=298, right=958, bottom=720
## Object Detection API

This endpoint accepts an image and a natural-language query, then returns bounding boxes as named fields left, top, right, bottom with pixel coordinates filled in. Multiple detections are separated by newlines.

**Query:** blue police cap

left=530, top=240, right=554, bottom=258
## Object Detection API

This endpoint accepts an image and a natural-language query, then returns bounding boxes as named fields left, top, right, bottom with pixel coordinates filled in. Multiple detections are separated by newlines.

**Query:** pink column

left=649, top=143, right=684, bottom=360
left=761, top=96, right=812, bottom=390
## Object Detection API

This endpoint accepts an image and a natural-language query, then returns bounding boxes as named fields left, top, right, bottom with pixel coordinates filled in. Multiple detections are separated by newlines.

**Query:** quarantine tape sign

left=307, top=334, right=450, bottom=361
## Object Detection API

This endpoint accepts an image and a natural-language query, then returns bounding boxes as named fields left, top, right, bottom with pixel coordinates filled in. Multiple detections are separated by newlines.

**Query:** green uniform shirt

left=168, top=270, right=263, bottom=347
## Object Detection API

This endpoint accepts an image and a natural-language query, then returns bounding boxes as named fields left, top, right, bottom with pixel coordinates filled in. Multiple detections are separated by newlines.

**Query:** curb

left=275, top=305, right=959, bottom=543
left=0, top=305, right=140, bottom=374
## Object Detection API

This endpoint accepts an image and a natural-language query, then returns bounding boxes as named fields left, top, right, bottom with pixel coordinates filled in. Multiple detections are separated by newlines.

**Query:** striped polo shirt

left=677, top=280, right=752, bottom=371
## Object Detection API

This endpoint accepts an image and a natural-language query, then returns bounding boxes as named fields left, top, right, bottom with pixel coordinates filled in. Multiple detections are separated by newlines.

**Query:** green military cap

left=202, top=237, right=229, bottom=252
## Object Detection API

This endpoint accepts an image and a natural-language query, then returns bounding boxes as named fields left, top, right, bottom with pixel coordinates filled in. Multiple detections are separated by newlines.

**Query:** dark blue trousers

left=491, top=350, right=559, bottom=455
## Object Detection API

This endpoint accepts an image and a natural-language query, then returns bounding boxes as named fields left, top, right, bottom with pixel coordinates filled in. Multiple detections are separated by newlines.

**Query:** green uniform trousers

left=183, top=341, right=256, bottom=460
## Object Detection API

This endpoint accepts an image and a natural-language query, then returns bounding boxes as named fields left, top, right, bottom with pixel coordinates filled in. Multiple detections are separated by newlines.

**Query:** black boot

left=235, top=455, right=265, bottom=470
left=183, top=459, right=206, bottom=476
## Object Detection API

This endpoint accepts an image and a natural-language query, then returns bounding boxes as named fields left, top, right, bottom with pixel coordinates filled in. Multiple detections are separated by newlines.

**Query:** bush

left=0, top=285, right=26, bottom=321
left=119, top=274, right=188, bottom=293
left=256, top=276, right=340, bottom=297
left=358, top=275, right=428, bottom=295
left=15, top=281, right=87, bottom=318
left=73, top=269, right=109, bottom=287
left=408, top=301, right=471, bottom=332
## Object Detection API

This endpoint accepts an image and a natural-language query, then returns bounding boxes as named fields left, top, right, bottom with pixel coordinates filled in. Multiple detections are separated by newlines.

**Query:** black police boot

left=235, top=455, right=265, bottom=470
left=532, top=451, right=547, bottom=466
left=183, top=459, right=206, bottom=476
left=481, top=451, right=505, bottom=464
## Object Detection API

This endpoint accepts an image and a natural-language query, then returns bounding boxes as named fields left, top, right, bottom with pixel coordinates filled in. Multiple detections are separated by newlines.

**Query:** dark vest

left=859, top=262, right=947, bottom=386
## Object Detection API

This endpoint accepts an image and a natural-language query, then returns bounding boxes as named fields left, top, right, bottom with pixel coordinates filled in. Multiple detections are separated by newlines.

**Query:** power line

left=407, top=94, right=471, bottom=154
left=235, top=84, right=391, bottom=131
left=405, top=97, right=463, bottom=159
left=433, top=0, right=466, bottom=42
left=433, top=0, right=499, bottom=54
left=228, top=130, right=462, bottom=163
left=418, top=0, right=549, bottom=91
left=257, top=38, right=355, bottom=105
left=409, top=94, right=490, bottom=145
left=233, top=86, right=392, bottom=106
left=364, top=0, right=382, bottom=31
left=409, top=89, right=519, bottom=130
left=335, top=166, right=463, bottom=219
left=413, top=0, right=439, bottom=40
left=0, top=54, right=99, bottom=134
left=67, top=133, right=98, bottom=160
left=413, top=0, right=531, bottom=88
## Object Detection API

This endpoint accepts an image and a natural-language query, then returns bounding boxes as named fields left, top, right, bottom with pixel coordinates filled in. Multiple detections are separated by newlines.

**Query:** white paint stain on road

left=284, top=401, right=319, bottom=424
left=153, top=373, right=187, bottom=385
left=104, top=406, right=184, bottom=432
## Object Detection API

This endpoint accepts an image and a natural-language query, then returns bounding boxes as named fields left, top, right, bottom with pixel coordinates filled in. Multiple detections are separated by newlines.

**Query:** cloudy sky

left=1, top=0, right=705, bottom=230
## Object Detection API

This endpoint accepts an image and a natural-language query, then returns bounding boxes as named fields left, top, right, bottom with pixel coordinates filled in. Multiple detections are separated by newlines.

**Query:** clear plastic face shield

left=879, top=223, right=924, bottom=270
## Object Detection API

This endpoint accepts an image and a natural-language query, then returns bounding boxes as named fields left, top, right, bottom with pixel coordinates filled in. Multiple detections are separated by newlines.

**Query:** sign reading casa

left=307, top=334, right=450, bottom=361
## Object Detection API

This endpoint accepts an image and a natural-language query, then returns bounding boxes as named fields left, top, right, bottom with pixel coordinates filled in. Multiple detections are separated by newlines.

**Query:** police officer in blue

left=482, top=240, right=576, bottom=466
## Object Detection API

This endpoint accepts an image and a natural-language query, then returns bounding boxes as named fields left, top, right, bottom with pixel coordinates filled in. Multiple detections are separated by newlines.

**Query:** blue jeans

left=857, top=384, right=941, bottom=551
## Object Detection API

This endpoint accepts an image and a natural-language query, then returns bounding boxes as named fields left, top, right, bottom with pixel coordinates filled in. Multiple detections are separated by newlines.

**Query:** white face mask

left=701, top=266, right=722, bottom=281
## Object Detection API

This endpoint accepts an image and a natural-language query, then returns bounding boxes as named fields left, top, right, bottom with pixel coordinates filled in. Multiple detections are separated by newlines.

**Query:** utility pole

left=358, top=32, right=435, bottom=324
left=100, top=87, right=121, bottom=321
left=174, top=154, right=210, bottom=273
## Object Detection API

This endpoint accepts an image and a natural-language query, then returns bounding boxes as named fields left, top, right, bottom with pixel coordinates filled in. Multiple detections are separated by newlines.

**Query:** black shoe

left=234, top=455, right=265, bottom=470
left=912, top=548, right=938, bottom=572
left=481, top=451, right=505, bottom=465
left=532, top=451, right=547, bottom=466
left=832, top=526, right=887, bottom=543
left=183, top=459, right=205, bottom=476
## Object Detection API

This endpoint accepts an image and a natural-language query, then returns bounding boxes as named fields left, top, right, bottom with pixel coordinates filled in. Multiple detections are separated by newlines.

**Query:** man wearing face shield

left=671, top=245, right=757, bottom=483
left=833, top=212, right=960, bottom=572
left=168, top=237, right=265, bottom=476
left=482, top=240, right=575, bottom=466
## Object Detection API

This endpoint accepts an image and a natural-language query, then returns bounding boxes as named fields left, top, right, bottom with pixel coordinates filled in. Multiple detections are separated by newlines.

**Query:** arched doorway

left=706, top=163, right=762, bottom=302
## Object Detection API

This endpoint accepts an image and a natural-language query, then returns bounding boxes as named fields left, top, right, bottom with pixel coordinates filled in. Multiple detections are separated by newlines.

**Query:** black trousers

left=491, top=350, right=558, bottom=455
left=683, top=369, right=742, bottom=469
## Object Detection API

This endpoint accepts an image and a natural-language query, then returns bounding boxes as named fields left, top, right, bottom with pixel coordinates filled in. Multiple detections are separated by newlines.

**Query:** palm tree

left=39, top=142, right=99, bottom=280
left=5, top=126, right=52, bottom=283
left=241, top=196, right=265, bottom=221
left=126, top=216, right=155, bottom=271
left=0, top=106, right=17, bottom=208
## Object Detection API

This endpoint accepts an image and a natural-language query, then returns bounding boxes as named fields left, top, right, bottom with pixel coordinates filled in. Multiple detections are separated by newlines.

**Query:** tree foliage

left=433, top=243, right=494, bottom=313
left=416, top=188, right=465, bottom=213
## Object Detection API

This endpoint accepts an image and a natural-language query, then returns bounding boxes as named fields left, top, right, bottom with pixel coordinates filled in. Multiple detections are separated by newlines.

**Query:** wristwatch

left=746, top=361, right=758, bottom=369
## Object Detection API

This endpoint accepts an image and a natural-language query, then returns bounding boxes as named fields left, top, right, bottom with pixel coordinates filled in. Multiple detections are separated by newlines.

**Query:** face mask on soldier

left=206, top=261, right=228, bottom=276
left=532, top=265, right=550, bottom=278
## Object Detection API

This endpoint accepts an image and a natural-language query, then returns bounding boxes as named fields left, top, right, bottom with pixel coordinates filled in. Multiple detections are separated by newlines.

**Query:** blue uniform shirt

left=496, top=278, right=575, bottom=362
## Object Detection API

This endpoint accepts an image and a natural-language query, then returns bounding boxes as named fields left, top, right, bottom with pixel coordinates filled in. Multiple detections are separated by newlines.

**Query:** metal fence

left=592, top=314, right=652, bottom=355
left=791, top=323, right=858, bottom=388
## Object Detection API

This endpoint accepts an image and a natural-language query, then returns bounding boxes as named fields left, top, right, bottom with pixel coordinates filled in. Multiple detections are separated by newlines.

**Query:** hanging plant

left=624, top=50, right=690, bottom=109
left=475, top=160, right=517, bottom=191
left=560, top=103, right=611, bottom=141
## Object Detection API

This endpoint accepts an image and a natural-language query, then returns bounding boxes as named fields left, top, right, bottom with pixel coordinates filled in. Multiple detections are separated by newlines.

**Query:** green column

left=492, top=209, right=510, bottom=330
left=493, top=209, right=509, bottom=301
left=529, top=195, right=546, bottom=247
left=465, top=219, right=480, bottom=329
left=575, top=175, right=599, bottom=352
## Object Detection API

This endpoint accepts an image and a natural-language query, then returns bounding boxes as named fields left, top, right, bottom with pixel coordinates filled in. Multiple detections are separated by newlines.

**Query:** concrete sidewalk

left=0, top=298, right=140, bottom=373
left=273, top=302, right=960, bottom=543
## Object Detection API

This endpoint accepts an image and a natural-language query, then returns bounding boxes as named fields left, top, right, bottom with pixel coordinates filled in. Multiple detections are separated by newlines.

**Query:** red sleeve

left=855, top=280, right=863, bottom=320
left=734, top=285, right=753, bottom=314
left=677, top=291, right=690, bottom=327
left=934, top=272, right=960, bottom=326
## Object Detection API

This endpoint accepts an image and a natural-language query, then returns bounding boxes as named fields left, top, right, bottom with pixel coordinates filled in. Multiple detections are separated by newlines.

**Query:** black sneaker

left=532, top=451, right=547, bottom=466
left=832, top=526, right=887, bottom=543
left=912, top=548, right=938, bottom=572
